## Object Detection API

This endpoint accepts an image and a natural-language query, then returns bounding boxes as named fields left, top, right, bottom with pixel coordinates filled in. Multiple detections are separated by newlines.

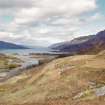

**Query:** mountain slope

left=51, top=30, right=105, bottom=54
left=0, top=41, right=28, bottom=49
left=1, top=51, right=105, bottom=105
left=50, top=35, right=94, bottom=49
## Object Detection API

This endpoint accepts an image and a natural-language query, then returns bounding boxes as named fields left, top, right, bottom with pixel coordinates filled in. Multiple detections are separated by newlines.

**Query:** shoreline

left=0, top=53, right=64, bottom=82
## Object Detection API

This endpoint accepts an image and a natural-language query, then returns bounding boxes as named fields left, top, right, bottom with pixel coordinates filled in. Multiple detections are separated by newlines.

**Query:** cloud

left=0, top=0, right=104, bottom=46
left=0, top=0, right=34, bottom=8
left=14, top=0, right=96, bottom=24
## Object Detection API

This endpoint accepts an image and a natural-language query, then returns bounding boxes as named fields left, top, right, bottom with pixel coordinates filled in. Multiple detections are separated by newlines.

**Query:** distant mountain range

left=50, top=30, right=105, bottom=54
left=0, top=41, right=28, bottom=49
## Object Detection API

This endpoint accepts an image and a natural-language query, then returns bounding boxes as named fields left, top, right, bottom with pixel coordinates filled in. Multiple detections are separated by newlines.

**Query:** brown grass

left=0, top=51, right=105, bottom=104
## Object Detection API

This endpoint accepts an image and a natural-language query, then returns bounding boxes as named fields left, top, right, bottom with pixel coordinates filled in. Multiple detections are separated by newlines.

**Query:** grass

left=0, top=52, right=105, bottom=104
left=7, top=63, right=20, bottom=69
left=73, top=88, right=96, bottom=101
left=0, top=54, right=22, bottom=72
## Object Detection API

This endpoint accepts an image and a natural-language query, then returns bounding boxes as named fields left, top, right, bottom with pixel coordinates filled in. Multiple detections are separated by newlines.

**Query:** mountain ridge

left=50, top=30, right=105, bottom=54
left=0, top=41, right=28, bottom=49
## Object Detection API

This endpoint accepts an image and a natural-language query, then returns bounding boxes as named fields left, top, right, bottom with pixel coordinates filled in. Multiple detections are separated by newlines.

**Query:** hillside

left=0, top=41, right=28, bottom=49
left=0, top=51, right=105, bottom=105
left=50, top=35, right=94, bottom=49
left=50, top=30, right=105, bottom=54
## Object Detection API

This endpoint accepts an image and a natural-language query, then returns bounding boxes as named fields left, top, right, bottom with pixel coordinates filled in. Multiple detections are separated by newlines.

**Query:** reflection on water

left=16, top=55, right=39, bottom=66
left=0, top=54, right=39, bottom=81
left=0, top=49, right=45, bottom=81
left=0, top=48, right=51, bottom=55
left=0, top=48, right=64, bottom=81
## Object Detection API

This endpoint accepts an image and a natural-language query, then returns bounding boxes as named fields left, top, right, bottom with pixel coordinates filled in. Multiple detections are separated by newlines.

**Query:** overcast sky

left=0, top=0, right=105, bottom=46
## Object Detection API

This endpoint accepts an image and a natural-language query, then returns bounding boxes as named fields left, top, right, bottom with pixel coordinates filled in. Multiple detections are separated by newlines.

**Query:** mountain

left=0, top=41, right=28, bottom=49
left=50, top=30, right=105, bottom=54
left=50, top=35, right=94, bottom=49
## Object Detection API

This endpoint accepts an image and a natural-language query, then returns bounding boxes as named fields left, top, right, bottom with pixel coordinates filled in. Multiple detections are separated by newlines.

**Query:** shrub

left=8, top=64, right=20, bottom=69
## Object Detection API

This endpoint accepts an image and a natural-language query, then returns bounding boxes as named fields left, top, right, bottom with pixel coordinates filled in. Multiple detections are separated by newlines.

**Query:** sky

left=0, top=0, right=105, bottom=46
